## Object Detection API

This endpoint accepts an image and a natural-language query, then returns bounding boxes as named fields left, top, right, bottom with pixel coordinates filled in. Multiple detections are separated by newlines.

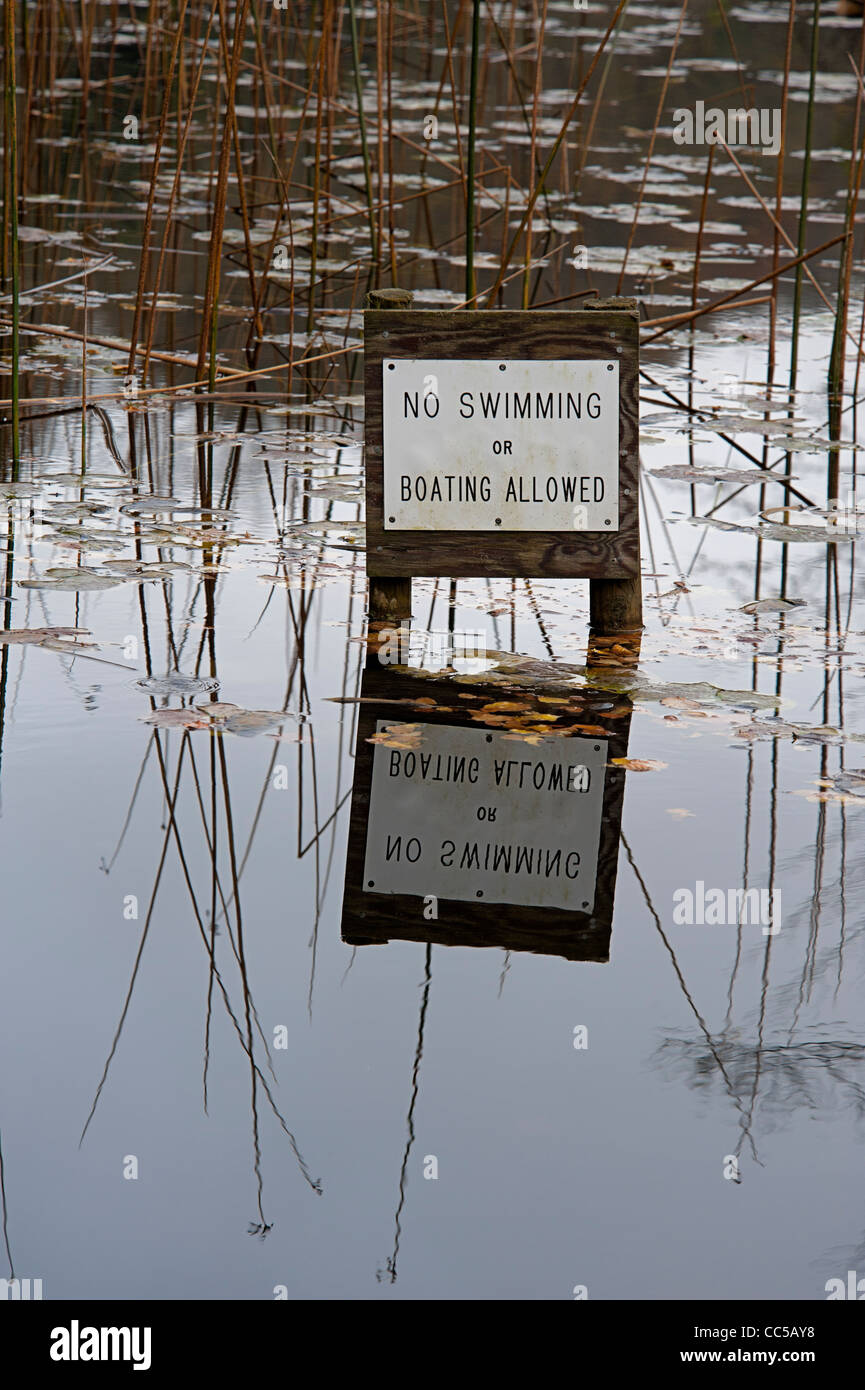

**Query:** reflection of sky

left=2, top=411, right=863, bottom=1298
left=0, top=682, right=858, bottom=1300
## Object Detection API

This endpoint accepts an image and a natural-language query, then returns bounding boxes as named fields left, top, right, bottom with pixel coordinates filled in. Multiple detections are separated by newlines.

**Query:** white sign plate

left=382, top=357, right=619, bottom=532
left=363, top=722, right=607, bottom=912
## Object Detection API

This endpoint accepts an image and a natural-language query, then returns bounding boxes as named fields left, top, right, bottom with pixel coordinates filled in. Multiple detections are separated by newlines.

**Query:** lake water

left=1, top=0, right=865, bottom=1301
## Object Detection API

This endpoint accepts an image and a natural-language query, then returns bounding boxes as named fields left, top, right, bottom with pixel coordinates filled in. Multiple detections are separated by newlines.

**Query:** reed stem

left=789, top=0, right=821, bottom=394
left=4, top=0, right=19, bottom=469
left=465, top=0, right=481, bottom=305
left=347, top=0, right=377, bottom=266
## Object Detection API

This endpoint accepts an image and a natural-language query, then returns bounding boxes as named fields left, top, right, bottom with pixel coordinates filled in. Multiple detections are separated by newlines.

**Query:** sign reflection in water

left=341, top=663, right=635, bottom=963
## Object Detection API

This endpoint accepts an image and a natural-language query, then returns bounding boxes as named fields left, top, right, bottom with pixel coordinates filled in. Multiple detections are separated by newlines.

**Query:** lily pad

left=136, top=673, right=220, bottom=696
left=740, top=598, right=806, bottom=614
left=194, top=702, right=244, bottom=719
left=100, top=559, right=193, bottom=577
left=221, top=710, right=290, bottom=737
left=0, top=482, right=44, bottom=498
left=46, top=532, right=120, bottom=552
left=649, top=464, right=778, bottom=484
left=120, top=496, right=182, bottom=516
left=140, top=709, right=212, bottom=729
left=761, top=522, right=854, bottom=545
left=19, top=568, right=126, bottom=591
left=49, top=501, right=111, bottom=518
left=832, top=771, right=865, bottom=792
left=685, top=515, right=855, bottom=545
left=48, top=473, right=132, bottom=488
left=0, top=625, right=91, bottom=645
left=584, top=672, right=784, bottom=710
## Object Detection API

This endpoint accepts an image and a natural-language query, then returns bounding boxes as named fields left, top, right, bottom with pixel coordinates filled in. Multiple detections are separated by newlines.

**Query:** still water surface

left=1, top=0, right=864, bottom=1299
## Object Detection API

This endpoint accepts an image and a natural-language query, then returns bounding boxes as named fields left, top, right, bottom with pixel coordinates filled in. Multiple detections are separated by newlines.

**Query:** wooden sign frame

left=363, top=307, right=639, bottom=580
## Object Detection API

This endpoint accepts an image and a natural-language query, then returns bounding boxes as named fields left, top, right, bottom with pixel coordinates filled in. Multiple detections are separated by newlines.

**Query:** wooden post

left=365, top=289, right=413, bottom=629
left=586, top=297, right=643, bottom=636
left=589, top=573, right=643, bottom=635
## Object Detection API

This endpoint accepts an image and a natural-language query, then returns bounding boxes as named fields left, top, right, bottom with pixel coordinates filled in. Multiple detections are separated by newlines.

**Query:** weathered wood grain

left=368, top=576, right=412, bottom=624
left=590, top=573, right=643, bottom=635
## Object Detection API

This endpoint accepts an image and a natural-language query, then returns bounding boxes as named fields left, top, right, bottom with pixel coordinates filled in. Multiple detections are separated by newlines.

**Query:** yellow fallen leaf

left=481, top=701, right=532, bottom=713
left=366, top=723, right=425, bottom=750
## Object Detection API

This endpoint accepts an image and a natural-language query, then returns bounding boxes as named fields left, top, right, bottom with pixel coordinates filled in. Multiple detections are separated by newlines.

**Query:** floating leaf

left=499, top=731, right=550, bottom=746
left=366, top=723, right=425, bottom=750
left=480, top=700, right=533, bottom=713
